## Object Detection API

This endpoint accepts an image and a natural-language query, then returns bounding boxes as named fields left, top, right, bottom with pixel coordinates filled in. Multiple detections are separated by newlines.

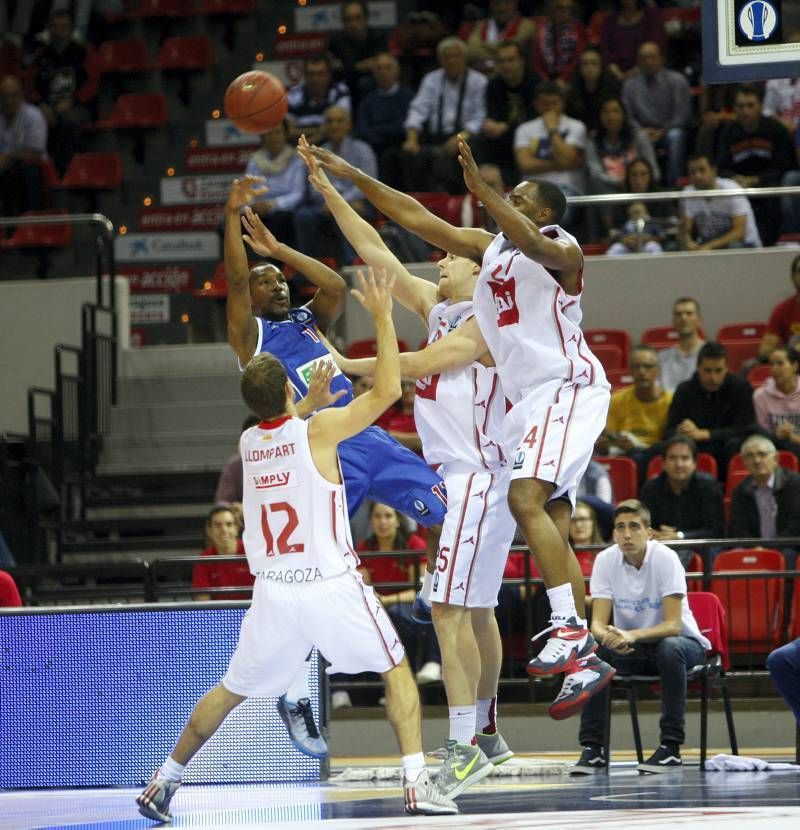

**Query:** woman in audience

left=565, top=46, right=621, bottom=136
left=601, top=0, right=667, bottom=82
left=569, top=500, right=606, bottom=551
left=753, top=345, right=800, bottom=458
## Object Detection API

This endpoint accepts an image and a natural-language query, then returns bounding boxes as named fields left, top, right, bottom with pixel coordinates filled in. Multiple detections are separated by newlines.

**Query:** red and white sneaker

left=548, top=653, right=616, bottom=720
left=136, top=771, right=181, bottom=823
left=527, top=616, right=597, bottom=676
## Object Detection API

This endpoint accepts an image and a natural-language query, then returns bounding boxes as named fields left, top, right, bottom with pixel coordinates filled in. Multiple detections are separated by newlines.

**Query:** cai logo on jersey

left=296, top=355, right=343, bottom=388
left=488, top=277, right=520, bottom=327
left=738, top=0, right=779, bottom=42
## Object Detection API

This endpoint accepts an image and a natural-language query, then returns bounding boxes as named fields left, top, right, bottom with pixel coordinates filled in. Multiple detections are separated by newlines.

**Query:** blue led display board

left=0, top=604, right=326, bottom=789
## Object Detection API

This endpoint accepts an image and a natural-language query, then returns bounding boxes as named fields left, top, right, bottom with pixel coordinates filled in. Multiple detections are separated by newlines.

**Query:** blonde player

left=307, top=140, right=615, bottom=720
left=292, top=142, right=515, bottom=798
left=136, top=271, right=457, bottom=823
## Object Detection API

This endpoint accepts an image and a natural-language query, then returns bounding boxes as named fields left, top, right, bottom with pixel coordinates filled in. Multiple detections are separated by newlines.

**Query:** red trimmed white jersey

left=240, top=416, right=358, bottom=578
left=473, top=228, right=609, bottom=405
left=414, top=300, right=506, bottom=471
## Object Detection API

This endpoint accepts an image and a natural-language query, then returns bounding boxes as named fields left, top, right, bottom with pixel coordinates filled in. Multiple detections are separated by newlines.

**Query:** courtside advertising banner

left=185, top=146, right=254, bottom=173
left=138, top=206, right=225, bottom=232
left=118, top=266, right=194, bottom=293
left=160, top=175, right=234, bottom=206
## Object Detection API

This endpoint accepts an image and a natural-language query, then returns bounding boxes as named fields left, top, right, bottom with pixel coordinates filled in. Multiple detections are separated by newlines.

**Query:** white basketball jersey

left=240, top=416, right=358, bottom=579
left=474, top=228, right=608, bottom=404
left=414, top=300, right=506, bottom=471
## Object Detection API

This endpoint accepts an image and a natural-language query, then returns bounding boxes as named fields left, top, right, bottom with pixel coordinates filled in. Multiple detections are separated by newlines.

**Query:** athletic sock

left=448, top=705, right=477, bottom=745
left=285, top=659, right=311, bottom=704
left=476, top=696, right=497, bottom=735
left=402, top=752, right=426, bottom=783
left=546, top=583, right=582, bottom=625
left=158, top=756, right=185, bottom=782
left=420, top=570, right=434, bottom=603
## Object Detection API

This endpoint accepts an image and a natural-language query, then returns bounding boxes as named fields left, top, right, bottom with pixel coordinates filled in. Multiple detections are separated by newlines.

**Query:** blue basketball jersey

left=254, top=307, right=353, bottom=407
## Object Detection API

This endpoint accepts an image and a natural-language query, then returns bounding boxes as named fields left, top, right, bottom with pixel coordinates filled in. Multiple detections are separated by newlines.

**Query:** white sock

left=448, top=705, right=477, bottom=745
left=402, top=752, right=426, bottom=782
left=476, top=696, right=497, bottom=734
left=546, top=583, right=580, bottom=623
left=158, top=756, right=185, bottom=782
left=420, top=570, right=434, bottom=603
left=285, top=659, right=311, bottom=703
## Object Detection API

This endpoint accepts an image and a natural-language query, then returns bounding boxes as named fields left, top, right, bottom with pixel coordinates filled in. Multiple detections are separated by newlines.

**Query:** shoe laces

left=290, top=698, right=321, bottom=739
left=530, top=616, right=585, bottom=644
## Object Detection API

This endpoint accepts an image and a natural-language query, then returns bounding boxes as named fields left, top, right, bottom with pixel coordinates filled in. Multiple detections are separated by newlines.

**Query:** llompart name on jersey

left=244, top=443, right=296, bottom=462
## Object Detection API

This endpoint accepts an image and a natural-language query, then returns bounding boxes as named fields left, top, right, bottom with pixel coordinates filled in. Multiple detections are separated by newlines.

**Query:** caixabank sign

left=114, top=233, right=220, bottom=262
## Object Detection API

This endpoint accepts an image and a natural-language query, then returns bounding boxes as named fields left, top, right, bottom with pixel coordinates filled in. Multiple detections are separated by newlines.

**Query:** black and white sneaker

left=637, top=743, right=682, bottom=774
left=570, top=744, right=608, bottom=775
left=277, top=695, right=328, bottom=759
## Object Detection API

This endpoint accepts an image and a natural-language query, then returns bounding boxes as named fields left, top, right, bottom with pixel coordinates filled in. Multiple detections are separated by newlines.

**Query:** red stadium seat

left=685, top=552, right=704, bottom=594
left=593, top=456, right=638, bottom=501
left=641, top=325, right=680, bottom=349
left=747, top=363, right=771, bottom=388
left=0, top=210, right=72, bottom=249
left=718, top=338, right=760, bottom=373
left=585, top=328, right=632, bottom=358
left=127, top=0, right=194, bottom=17
left=605, top=369, right=633, bottom=390
left=94, top=39, right=151, bottom=75
left=157, top=35, right=214, bottom=71
left=59, top=153, right=124, bottom=191
left=574, top=550, right=596, bottom=578
left=711, top=548, right=785, bottom=651
left=591, top=343, right=625, bottom=372
left=198, top=0, right=257, bottom=13
left=724, top=468, right=749, bottom=499
left=716, top=321, right=766, bottom=341
left=347, top=338, right=410, bottom=359
left=92, top=93, right=168, bottom=130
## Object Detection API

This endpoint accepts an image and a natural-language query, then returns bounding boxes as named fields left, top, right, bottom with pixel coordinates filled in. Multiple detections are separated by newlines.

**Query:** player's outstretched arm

left=309, top=270, right=401, bottom=448
left=240, top=206, right=347, bottom=331
left=458, top=138, right=581, bottom=273
left=298, top=136, right=437, bottom=322
left=225, top=176, right=267, bottom=366
left=307, top=143, right=493, bottom=262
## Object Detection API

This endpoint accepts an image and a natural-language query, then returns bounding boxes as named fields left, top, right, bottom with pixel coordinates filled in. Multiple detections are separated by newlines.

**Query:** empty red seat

left=93, top=93, right=167, bottom=130
left=716, top=321, right=766, bottom=341
left=605, top=368, right=633, bottom=390
left=585, top=328, right=632, bottom=357
left=0, top=210, right=72, bottom=249
left=591, top=343, right=625, bottom=372
left=593, top=456, right=638, bottom=501
left=198, top=0, right=257, bottom=13
left=747, top=363, right=771, bottom=388
left=128, top=0, right=194, bottom=17
left=157, top=35, right=214, bottom=71
left=94, top=39, right=151, bottom=74
left=60, top=153, right=124, bottom=190
left=718, top=338, right=760, bottom=373
left=641, top=325, right=680, bottom=349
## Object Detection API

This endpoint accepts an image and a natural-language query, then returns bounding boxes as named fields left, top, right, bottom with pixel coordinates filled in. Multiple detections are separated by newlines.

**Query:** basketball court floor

left=3, top=752, right=800, bottom=830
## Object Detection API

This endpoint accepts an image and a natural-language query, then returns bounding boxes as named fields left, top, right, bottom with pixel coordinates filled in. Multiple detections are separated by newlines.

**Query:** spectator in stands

left=715, top=84, right=795, bottom=246
left=293, top=105, right=376, bottom=266
left=681, top=154, right=762, bottom=251
left=192, top=506, right=253, bottom=601
left=767, top=637, right=800, bottom=726
left=475, top=39, right=536, bottom=185
left=598, top=344, right=672, bottom=463
left=565, top=47, right=621, bottom=137
left=214, top=415, right=260, bottom=506
left=754, top=346, right=800, bottom=458
left=286, top=54, right=351, bottom=146
left=622, top=41, right=690, bottom=186
left=727, top=435, right=800, bottom=566
left=639, top=435, right=724, bottom=563
left=465, top=0, right=535, bottom=76
left=244, top=120, right=305, bottom=247
left=390, top=36, right=487, bottom=193
left=328, top=0, right=388, bottom=108
left=763, top=76, right=800, bottom=136
left=576, top=462, right=614, bottom=540
left=758, top=255, right=800, bottom=359
left=531, top=0, right=587, bottom=86
left=605, top=200, right=664, bottom=255
left=695, top=82, right=738, bottom=161
left=383, top=380, right=422, bottom=455
left=569, top=500, right=606, bottom=549
left=570, top=499, right=710, bottom=775
left=664, top=341, right=757, bottom=478
left=658, top=297, right=706, bottom=393
left=601, top=0, right=667, bottom=82
left=355, top=52, right=413, bottom=182
left=0, top=569, right=22, bottom=606
left=514, top=79, right=587, bottom=227
left=390, top=9, right=449, bottom=91
left=355, top=502, right=440, bottom=689
left=31, top=9, right=91, bottom=177
left=0, top=73, right=47, bottom=217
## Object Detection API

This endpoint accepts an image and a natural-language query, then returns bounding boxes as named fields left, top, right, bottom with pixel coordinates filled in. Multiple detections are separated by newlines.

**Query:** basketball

left=224, top=70, right=288, bottom=134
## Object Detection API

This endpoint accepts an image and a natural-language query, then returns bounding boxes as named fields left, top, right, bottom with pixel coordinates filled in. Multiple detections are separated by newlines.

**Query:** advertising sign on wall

left=114, top=232, right=220, bottom=262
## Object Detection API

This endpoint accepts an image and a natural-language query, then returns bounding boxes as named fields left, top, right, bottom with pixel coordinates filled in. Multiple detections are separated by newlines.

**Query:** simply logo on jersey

left=252, top=469, right=297, bottom=490
left=737, top=0, right=779, bottom=42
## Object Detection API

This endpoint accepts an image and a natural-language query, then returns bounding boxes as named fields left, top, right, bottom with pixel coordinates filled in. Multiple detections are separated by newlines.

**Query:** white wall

left=0, top=277, right=130, bottom=434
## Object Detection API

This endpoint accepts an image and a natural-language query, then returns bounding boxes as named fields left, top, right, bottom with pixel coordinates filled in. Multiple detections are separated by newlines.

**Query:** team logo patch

left=296, top=355, right=343, bottom=389
left=413, top=498, right=430, bottom=517
left=513, top=451, right=526, bottom=470
left=736, top=0, right=780, bottom=44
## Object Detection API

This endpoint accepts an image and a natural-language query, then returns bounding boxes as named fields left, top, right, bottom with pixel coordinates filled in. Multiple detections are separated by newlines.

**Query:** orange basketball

left=224, top=70, right=288, bottom=134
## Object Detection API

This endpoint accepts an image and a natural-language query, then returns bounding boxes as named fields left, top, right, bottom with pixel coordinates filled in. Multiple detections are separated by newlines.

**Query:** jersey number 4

left=261, top=502, right=304, bottom=555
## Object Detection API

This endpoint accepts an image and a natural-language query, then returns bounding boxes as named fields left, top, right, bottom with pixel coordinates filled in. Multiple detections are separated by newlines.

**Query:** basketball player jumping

left=136, top=271, right=458, bottom=822
left=306, top=139, right=615, bottom=719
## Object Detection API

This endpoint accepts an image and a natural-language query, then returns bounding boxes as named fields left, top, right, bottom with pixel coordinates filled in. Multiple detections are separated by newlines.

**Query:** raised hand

left=306, top=144, right=356, bottom=179
left=351, top=268, right=395, bottom=320
left=241, top=206, right=281, bottom=257
left=457, top=138, right=485, bottom=196
left=227, top=175, right=268, bottom=210
left=298, top=135, right=336, bottom=196
left=305, top=359, right=348, bottom=411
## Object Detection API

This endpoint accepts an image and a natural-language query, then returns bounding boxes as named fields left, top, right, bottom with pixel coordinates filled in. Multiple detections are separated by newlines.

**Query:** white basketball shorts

left=223, top=569, right=405, bottom=697
left=504, top=381, right=610, bottom=506
left=430, top=466, right=516, bottom=608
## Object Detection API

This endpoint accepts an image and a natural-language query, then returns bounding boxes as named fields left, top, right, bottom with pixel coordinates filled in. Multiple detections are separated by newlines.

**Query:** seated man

left=657, top=297, right=706, bottom=393
left=570, top=499, right=710, bottom=775
left=191, top=506, right=253, bottom=602
left=639, top=436, right=724, bottom=565
left=286, top=54, right=351, bottom=146
left=681, top=154, right=761, bottom=251
left=728, top=435, right=800, bottom=566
